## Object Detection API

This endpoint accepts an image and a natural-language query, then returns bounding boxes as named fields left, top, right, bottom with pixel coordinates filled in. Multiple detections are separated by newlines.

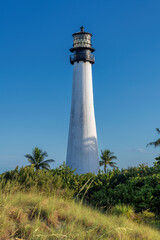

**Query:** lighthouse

left=66, top=27, right=99, bottom=174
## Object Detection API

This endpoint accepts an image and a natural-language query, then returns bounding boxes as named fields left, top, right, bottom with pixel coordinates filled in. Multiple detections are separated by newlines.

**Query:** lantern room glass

left=73, top=34, right=91, bottom=48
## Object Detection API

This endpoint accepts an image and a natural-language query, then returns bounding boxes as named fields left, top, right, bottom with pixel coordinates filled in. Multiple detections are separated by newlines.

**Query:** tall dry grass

left=0, top=190, right=160, bottom=240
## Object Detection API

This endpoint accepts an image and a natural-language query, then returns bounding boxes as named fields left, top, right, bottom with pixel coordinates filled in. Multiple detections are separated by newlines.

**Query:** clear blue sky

left=0, top=0, right=160, bottom=173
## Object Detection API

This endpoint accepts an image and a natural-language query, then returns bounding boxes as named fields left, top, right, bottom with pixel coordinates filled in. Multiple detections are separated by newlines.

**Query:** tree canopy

left=99, top=149, right=117, bottom=173
left=25, top=147, right=55, bottom=170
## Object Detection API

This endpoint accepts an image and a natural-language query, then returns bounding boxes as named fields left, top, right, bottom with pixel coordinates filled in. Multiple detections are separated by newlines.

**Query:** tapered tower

left=66, top=27, right=99, bottom=174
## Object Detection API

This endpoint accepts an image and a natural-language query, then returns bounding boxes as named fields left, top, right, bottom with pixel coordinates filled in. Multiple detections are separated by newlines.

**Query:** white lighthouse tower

left=66, top=26, right=99, bottom=174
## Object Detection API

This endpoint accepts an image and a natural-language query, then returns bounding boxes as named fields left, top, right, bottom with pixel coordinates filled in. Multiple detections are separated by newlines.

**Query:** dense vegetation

left=1, top=162, right=160, bottom=239
left=1, top=162, right=160, bottom=216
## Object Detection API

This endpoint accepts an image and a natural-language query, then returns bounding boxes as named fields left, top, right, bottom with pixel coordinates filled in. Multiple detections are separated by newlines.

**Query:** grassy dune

left=0, top=191, right=160, bottom=240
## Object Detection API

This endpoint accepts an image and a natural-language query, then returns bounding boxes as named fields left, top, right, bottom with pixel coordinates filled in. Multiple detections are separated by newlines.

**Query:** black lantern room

left=70, top=26, right=95, bottom=65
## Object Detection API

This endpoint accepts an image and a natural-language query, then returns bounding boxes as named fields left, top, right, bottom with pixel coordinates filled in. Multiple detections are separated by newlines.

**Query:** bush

left=0, top=163, right=160, bottom=216
left=111, top=204, right=135, bottom=218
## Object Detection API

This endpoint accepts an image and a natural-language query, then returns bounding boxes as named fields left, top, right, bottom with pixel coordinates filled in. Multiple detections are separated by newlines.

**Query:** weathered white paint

left=66, top=61, right=99, bottom=174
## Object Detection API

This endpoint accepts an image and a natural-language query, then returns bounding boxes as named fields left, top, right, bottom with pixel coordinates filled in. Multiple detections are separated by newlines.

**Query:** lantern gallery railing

left=70, top=53, right=95, bottom=64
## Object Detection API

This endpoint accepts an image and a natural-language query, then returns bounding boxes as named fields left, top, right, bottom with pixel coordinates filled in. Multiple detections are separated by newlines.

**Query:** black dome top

left=72, top=26, right=92, bottom=37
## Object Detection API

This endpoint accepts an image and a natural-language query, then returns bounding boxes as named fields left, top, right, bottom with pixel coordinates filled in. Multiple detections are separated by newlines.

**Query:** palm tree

left=99, top=149, right=117, bottom=173
left=25, top=147, right=55, bottom=170
left=147, top=128, right=160, bottom=147
left=147, top=128, right=160, bottom=163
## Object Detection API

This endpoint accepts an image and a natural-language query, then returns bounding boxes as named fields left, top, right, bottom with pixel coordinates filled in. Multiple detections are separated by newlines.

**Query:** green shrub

left=111, top=204, right=135, bottom=218
left=0, top=163, right=160, bottom=217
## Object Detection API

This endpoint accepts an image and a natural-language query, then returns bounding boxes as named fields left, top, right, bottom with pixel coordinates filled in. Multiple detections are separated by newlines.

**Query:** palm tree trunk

left=104, top=164, right=106, bottom=174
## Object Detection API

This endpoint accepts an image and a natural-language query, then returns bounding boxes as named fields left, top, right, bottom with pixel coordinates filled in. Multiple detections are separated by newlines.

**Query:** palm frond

left=99, top=160, right=104, bottom=166
left=25, top=154, right=36, bottom=165
left=42, top=166, right=50, bottom=170
left=39, top=162, right=50, bottom=170
left=41, top=151, right=48, bottom=158
left=38, top=155, right=45, bottom=163
left=108, top=151, right=114, bottom=156
left=109, top=161, right=117, bottom=166
left=147, top=128, right=160, bottom=148
left=156, top=128, right=160, bottom=134
left=155, top=155, right=160, bottom=160
left=24, top=154, right=35, bottom=162
left=110, top=156, right=117, bottom=160
left=43, top=159, right=55, bottom=163
left=147, top=139, right=160, bottom=147
left=27, top=158, right=36, bottom=164
left=33, top=147, right=41, bottom=162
